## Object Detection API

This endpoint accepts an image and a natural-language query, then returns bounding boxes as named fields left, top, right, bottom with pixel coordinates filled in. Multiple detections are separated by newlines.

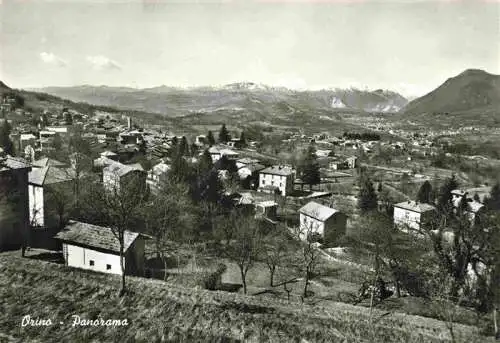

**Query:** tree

left=198, top=149, right=213, bottom=176
left=80, top=174, right=148, bottom=296
left=416, top=180, right=434, bottom=204
left=207, top=130, right=215, bottom=146
left=239, top=131, right=247, bottom=147
left=300, top=144, right=321, bottom=191
left=215, top=210, right=263, bottom=294
left=486, top=182, right=500, bottom=211
left=178, top=136, right=189, bottom=157
left=292, top=216, right=323, bottom=299
left=436, top=175, right=459, bottom=216
left=263, top=228, right=289, bottom=287
left=142, top=180, right=195, bottom=261
left=218, top=124, right=230, bottom=143
left=0, top=120, right=14, bottom=155
left=52, top=133, right=63, bottom=151
left=45, top=181, right=75, bottom=229
left=358, top=176, right=378, bottom=213
left=64, top=111, right=73, bottom=125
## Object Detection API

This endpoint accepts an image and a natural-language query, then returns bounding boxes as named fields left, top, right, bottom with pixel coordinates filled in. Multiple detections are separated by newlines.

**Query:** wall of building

left=393, top=207, right=422, bottom=230
left=299, top=213, right=325, bottom=238
left=259, top=173, right=292, bottom=196
left=64, top=243, right=124, bottom=275
left=28, top=184, right=44, bottom=227
left=0, top=168, right=30, bottom=249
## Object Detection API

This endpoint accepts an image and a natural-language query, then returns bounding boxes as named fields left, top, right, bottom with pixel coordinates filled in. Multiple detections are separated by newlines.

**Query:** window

left=89, top=260, right=95, bottom=266
left=262, top=180, right=265, bottom=185
left=106, top=264, right=111, bottom=270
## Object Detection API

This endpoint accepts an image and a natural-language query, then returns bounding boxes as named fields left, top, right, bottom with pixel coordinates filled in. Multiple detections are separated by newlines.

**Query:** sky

left=0, top=0, right=499, bottom=97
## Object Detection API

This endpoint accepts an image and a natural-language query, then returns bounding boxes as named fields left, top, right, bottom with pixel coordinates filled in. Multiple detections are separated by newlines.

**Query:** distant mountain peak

left=404, top=68, right=500, bottom=114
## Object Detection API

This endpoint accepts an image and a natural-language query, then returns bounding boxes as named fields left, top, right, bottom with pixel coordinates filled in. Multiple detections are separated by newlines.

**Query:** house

left=46, top=126, right=69, bottom=137
left=0, top=156, right=31, bottom=250
left=226, top=138, right=245, bottom=149
left=28, top=165, right=75, bottom=228
left=147, top=161, right=170, bottom=193
left=258, top=165, right=295, bottom=196
left=345, top=156, right=358, bottom=169
left=100, top=150, right=119, bottom=161
left=393, top=201, right=436, bottom=231
left=255, top=200, right=278, bottom=221
left=39, top=130, right=56, bottom=151
left=55, top=220, right=147, bottom=276
left=32, top=157, right=68, bottom=169
left=237, top=163, right=266, bottom=188
left=451, top=189, right=487, bottom=223
left=103, top=162, right=146, bottom=192
left=329, top=159, right=347, bottom=171
left=19, top=134, right=37, bottom=152
left=298, top=201, right=347, bottom=243
left=208, top=146, right=239, bottom=162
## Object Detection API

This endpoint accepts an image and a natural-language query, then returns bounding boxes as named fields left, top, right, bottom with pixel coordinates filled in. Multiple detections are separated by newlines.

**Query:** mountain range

left=34, top=83, right=410, bottom=117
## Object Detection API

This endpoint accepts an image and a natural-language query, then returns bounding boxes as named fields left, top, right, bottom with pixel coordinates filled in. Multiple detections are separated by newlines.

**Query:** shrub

left=197, top=263, right=227, bottom=290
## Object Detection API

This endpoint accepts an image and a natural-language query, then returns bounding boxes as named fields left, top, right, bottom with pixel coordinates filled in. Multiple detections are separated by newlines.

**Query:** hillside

left=36, top=84, right=409, bottom=117
left=404, top=69, right=500, bottom=115
left=0, top=251, right=489, bottom=343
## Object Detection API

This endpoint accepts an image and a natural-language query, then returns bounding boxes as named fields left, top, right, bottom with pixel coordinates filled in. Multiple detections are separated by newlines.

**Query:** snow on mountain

left=331, top=96, right=347, bottom=108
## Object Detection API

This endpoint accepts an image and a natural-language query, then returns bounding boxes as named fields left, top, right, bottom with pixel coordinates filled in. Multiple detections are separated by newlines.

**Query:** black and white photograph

left=0, top=0, right=499, bottom=342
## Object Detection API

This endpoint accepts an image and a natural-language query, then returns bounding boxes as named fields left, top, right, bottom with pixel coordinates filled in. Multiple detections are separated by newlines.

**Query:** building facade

left=258, top=165, right=295, bottom=196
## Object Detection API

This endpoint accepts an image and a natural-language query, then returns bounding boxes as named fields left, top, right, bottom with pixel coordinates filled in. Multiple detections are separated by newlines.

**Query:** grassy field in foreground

left=0, top=251, right=490, bottom=343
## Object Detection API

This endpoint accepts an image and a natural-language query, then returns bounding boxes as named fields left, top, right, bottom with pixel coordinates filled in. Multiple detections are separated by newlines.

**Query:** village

left=1, top=91, right=499, bottom=321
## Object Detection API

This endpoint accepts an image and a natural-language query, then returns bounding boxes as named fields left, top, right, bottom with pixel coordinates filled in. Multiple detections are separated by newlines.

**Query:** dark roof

left=0, top=156, right=31, bottom=172
left=394, top=201, right=436, bottom=213
left=32, top=157, right=66, bottom=168
left=54, top=220, right=141, bottom=254
left=28, top=166, right=75, bottom=186
left=104, top=162, right=144, bottom=177
left=260, top=165, right=294, bottom=176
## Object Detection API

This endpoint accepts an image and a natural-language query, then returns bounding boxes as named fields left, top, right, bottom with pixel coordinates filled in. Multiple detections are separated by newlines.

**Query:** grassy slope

left=0, top=251, right=489, bottom=343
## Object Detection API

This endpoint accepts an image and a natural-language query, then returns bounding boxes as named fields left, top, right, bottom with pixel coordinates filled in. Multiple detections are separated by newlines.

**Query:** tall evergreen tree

left=301, top=144, right=321, bottom=191
left=416, top=180, right=433, bottom=204
left=64, top=111, right=73, bottom=125
left=198, top=149, right=214, bottom=175
left=0, top=120, right=14, bottom=155
left=437, top=175, right=459, bottom=216
left=358, top=176, right=378, bottom=213
left=240, top=131, right=246, bottom=146
left=486, top=182, right=500, bottom=211
left=207, top=130, right=215, bottom=146
left=218, top=124, right=230, bottom=143
left=178, top=136, right=189, bottom=156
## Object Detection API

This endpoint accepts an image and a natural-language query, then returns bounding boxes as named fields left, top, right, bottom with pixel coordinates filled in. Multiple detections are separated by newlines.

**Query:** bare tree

left=263, top=227, right=289, bottom=287
left=82, top=173, right=148, bottom=296
left=216, top=209, right=263, bottom=295
left=292, top=216, right=322, bottom=299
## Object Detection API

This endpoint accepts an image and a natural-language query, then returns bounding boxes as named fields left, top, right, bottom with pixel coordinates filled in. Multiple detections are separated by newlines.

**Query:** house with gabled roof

left=258, top=165, right=295, bottom=196
left=28, top=165, right=75, bottom=228
left=298, top=201, right=347, bottom=243
left=393, top=201, right=436, bottom=231
left=55, top=220, right=147, bottom=276
left=103, top=162, right=146, bottom=192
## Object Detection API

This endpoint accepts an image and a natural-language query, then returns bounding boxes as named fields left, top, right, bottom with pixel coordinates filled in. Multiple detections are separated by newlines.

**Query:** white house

left=55, top=220, right=146, bottom=276
left=258, top=165, right=295, bottom=196
left=393, top=201, right=436, bottom=231
left=298, top=201, right=347, bottom=242
left=208, top=146, right=239, bottom=162
left=147, top=161, right=170, bottom=193
left=28, top=166, right=74, bottom=228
